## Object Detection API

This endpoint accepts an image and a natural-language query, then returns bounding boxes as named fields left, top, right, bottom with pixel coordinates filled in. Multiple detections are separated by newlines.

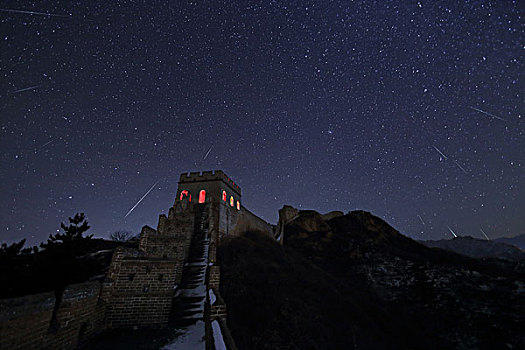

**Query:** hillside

left=495, top=233, right=525, bottom=250
left=219, top=209, right=525, bottom=350
left=421, top=236, right=525, bottom=262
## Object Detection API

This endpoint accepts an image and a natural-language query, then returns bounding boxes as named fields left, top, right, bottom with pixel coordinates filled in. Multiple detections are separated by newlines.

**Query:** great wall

left=0, top=170, right=274, bottom=349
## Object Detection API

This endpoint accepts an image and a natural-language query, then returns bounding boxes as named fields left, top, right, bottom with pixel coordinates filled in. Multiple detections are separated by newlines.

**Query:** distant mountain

left=219, top=209, right=525, bottom=350
left=420, top=236, right=525, bottom=261
left=495, top=233, right=525, bottom=250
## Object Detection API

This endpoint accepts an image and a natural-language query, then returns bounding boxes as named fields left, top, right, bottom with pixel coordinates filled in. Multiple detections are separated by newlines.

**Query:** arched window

left=199, top=190, right=206, bottom=203
left=236, top=200, right=240, bottom=210
left=180, top=190, right=189, bottom=201
left=230, top=196, right=234, bottom=207
left=222, top=190, right=227, bottom=202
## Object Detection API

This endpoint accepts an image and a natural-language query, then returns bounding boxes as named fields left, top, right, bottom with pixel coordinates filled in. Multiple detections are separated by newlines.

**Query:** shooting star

left=0, top=8, right=70, bottom=17
left=10, top=85, right=41, bottom=94
left=433, top=145, right=468, bottom=174
left=35, top=139, right=55, bottom=153
left=446, top=225, right=458, bottom=238
left=124, top=181, right=158, bottom=218
left=453, top=160, right=468, bottom=174
left=480, top=227, right=490, bottom=241
left=203, top=146, right=213, bottom=160
left=432, top=145, right=448, bottom=160
left=468, top=106, right=506, bottom=121
left=417, top=214, right=425, bottom=225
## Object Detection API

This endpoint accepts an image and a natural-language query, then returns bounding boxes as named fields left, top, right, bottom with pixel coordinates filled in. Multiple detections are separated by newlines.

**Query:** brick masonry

left=0, top=281, right=104, bottom=350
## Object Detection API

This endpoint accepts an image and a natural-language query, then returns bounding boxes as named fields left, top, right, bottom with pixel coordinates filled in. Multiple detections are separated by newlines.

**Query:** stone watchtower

left=102, top=170, right=272, bottom=331
left=174, top=170, right=242, bottom=262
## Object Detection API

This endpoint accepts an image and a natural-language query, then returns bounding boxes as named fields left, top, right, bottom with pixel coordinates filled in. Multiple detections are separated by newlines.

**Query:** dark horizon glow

left=1, top=1, right=523, bottom=245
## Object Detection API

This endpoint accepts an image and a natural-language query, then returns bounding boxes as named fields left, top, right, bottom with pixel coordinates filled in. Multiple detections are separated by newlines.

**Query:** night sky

left=1, top=1, right=523, bottom=245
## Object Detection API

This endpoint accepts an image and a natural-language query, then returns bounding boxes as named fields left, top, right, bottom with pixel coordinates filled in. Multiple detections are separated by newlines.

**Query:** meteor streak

left=0, top=8, right=69, bottom=17
left=432, top=145, right=448, bottom=160
left=480, top=227, right=490, bottom=240
left=40, top=139, right=54, bottom=147
left=468, top=106, right=506, bottom=121
left=453, top=160, right=468, bottom=174
left=10, top=85, right=41, bottom=93
left=203, top=146, right=213, bottom=160
left=417, top=214, right=425, bottom=225
left=35, top=139, right=55, bottom=153
left=432, top=146, right=468, bottom=174
left=124, top=181, right=158, bottom=218
left=446, top=225, right=458, bottom=238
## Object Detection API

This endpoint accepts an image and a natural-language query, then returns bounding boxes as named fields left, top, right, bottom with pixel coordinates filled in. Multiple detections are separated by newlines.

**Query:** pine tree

left=40, top=213, right=92, bottom=254
left=39, top=213, right=94, bottom=291
left=0, top=239, right=26, bottom=257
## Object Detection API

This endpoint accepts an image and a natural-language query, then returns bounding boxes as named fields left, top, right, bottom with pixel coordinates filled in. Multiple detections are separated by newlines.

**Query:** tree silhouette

left=39, top=213, right=95, bottom=291
left=109, top=230, right=132, bottom=242
left=41, top=213, right=93, bottom=254
left=1, top=213, right=115, bottom=298
left=0, top=239, right=26, bottom=257
left=0, top=239, right=38, bottom=257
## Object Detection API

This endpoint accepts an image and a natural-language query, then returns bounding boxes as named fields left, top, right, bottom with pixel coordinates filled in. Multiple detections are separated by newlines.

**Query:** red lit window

left=222, top=190, right=227, bottom=201
left=236, top=201, right=240, bottom=210
left=180, top=190, right=189, bottom=201
left=230, top=196, right=234, bottom=207
left=199, top=190, right=206, bottom=203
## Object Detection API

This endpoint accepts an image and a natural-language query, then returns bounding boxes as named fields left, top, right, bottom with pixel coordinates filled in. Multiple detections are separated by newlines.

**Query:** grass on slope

left=218, top=231, right=436, bottom=350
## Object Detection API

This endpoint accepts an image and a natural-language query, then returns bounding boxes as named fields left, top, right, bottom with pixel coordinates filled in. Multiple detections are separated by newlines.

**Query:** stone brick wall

left=209, top=296, right=227, bottom=321
left=100, top=199, right=199, bottom=329
left=208, top=265, right=221, bottom=290
left=218, top=200, right=240, bottom=238
left=0, top=281, right=104, bottom=350
left=101, top=247, right=178, bottom=328
left=208, top=200, right=220, bottom=264
left=139, top=212, right=193, bottom=284
left=231, top=206, right=274, bottom=238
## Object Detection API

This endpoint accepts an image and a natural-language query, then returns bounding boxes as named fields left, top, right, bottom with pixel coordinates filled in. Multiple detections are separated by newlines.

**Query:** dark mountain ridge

left=421, top=235, right=525, bottom=262
left=495, top=233, right=525, bottom=250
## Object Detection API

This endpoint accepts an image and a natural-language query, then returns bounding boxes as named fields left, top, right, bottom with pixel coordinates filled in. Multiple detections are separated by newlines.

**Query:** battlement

left=179, top=170, right=241, bottom=195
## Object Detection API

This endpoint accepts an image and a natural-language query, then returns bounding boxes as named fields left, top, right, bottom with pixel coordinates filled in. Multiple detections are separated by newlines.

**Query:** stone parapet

left=0, top=281, right=104, bottom=350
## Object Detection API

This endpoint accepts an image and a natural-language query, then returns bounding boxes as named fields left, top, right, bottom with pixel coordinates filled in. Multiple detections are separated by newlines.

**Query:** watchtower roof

left=178, top=170, right=241, bottom=195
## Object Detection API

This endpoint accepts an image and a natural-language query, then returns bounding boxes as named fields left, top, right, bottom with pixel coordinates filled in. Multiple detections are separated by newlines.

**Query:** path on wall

left=163, top=204, right=209, bottom=349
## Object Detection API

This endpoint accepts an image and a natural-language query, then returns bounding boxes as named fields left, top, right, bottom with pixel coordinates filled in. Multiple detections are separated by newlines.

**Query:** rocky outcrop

left=276, top=206, right=344, bottom=244
left=275, top=205, right=299, bottom=243
left=321, top=210, right=344, bottom=221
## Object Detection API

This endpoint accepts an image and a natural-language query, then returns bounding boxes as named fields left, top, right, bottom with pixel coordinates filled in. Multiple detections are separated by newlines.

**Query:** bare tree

left=109, top=230, right=133, bottom=242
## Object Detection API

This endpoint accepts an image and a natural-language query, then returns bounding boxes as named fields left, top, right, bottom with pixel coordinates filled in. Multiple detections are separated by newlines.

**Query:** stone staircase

left=165, top=204, right=209, bottom=348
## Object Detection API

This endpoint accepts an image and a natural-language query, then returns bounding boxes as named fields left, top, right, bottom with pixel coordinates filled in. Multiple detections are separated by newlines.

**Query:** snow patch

left=162, top=320, right=205, bottom=350
left=212, top=320, right=227, bottom=350
left=181, top=282, right=207, bottom=298
left=208, top=288, right=216, bottom=305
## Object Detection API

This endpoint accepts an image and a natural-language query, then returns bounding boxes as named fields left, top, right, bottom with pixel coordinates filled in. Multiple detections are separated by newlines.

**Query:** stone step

left=170, top=202, right=211, bottom=335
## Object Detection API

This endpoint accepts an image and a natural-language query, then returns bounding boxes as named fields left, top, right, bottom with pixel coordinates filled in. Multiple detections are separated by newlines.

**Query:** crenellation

left=178, top=169, right=241, bottom=195
left=157, top=214, right=167, bottom=233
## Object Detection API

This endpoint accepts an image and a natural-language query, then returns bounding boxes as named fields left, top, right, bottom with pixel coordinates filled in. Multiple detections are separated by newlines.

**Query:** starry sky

left=1, top=1, right=523, bottom=245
